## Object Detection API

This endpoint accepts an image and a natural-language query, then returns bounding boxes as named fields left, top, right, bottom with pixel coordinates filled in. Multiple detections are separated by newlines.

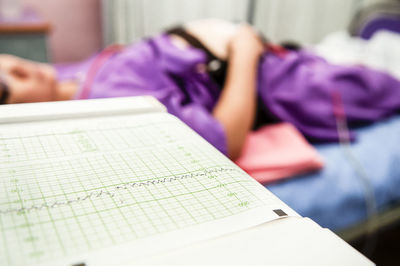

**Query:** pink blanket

left=235, top=123, right=324, bottom=184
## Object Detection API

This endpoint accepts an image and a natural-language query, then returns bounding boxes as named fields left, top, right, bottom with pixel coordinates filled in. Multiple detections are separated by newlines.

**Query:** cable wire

left=332, top=90, right=378, bottom=255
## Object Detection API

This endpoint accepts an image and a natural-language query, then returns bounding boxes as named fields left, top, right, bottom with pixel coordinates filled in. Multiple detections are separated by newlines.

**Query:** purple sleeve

left=88, top=40, right=228, bottom=155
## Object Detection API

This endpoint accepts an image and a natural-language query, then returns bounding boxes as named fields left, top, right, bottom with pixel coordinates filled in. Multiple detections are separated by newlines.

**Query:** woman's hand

left=228, top=24, right=265, bottom=60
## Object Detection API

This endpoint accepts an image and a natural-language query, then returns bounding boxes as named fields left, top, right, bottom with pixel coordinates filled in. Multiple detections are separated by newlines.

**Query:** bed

left=267, top=3, right=400, bottom=241
left=267, top=116, right=400, bottom=239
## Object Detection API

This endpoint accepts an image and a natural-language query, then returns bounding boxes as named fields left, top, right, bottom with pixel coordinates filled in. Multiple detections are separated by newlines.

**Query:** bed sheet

left=267, top=115, right=400, bottom=231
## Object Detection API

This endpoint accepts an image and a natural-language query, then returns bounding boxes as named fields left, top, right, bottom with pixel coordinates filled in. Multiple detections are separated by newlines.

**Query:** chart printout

left=0, top=112, right=290, bottom=265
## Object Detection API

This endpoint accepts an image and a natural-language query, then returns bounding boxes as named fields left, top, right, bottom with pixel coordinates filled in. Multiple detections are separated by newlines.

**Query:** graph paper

left=0, top=104, right=293, bottom=266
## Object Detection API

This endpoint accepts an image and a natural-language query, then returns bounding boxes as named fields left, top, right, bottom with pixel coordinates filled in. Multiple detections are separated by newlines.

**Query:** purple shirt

left=56, top=35, right=227, bottom=154
left=259, top=49, right=400, bottom=142
left=55, top=34, right=400, bottom=155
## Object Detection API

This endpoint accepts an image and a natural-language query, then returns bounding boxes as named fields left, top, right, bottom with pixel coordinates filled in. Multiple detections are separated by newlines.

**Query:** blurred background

left=0, top=0, right=381, bottom=63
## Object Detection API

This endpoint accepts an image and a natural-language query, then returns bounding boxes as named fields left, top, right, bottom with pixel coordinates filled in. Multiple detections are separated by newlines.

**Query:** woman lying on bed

left=1, top=19, right=400, bottom=160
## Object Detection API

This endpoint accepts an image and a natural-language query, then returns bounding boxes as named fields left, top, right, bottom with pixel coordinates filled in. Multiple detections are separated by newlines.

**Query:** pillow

left=235, top=123, right=324, bottom=184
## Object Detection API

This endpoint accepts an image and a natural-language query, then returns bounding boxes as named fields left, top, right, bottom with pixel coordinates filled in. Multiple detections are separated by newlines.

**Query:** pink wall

left=23, top=0, right=103, bottom=63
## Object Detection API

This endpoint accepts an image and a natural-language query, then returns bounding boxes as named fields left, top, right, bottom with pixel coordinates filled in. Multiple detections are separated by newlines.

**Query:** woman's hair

left=280, top=41, right=302, bottom=51
left=0, top=74, right=9, bottom=104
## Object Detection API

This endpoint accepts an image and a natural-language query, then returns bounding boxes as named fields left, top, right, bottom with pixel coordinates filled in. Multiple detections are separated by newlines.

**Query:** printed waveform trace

left=0, top=167, right=238, bottom=215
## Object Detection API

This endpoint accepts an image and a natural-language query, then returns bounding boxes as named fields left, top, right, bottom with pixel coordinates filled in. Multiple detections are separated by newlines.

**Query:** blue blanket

left=267, top=116, right=400, bottom=231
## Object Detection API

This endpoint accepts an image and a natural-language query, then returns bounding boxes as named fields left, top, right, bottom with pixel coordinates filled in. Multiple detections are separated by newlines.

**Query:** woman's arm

left=212, top=25, right=264, bottom=160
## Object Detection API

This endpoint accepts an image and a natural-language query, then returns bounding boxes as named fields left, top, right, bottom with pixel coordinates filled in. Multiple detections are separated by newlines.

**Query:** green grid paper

left=0, top=113, right=273, bottom=266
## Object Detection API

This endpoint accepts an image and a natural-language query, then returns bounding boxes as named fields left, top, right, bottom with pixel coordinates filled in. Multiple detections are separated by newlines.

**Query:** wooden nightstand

left=0, top=8, right=51, bottom=62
